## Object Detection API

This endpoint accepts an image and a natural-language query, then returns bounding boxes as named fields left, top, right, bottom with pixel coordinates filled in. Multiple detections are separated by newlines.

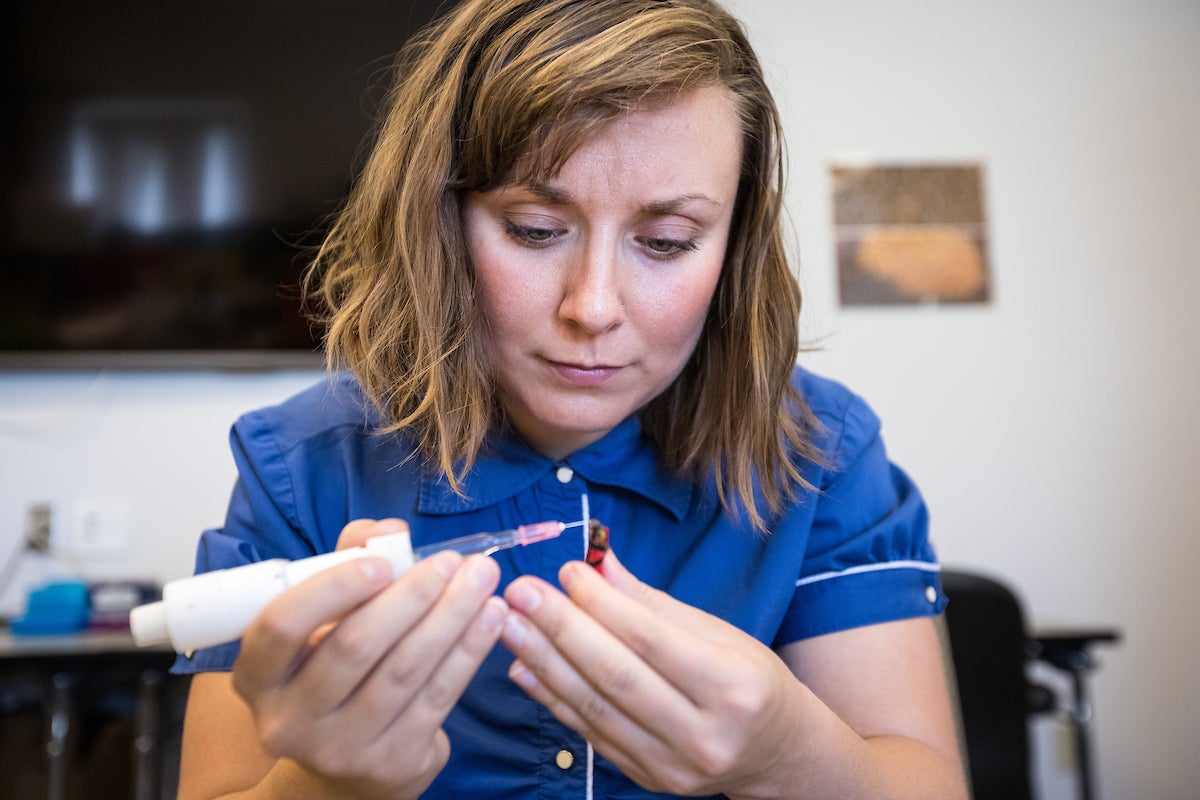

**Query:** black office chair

left=941, top=568, right=1118, bottom=800
left=942, top=569, right=1046, bottom=800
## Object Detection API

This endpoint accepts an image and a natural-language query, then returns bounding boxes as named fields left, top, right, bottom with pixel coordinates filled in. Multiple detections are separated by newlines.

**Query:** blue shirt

left=174, top=367, right=945, bottom=799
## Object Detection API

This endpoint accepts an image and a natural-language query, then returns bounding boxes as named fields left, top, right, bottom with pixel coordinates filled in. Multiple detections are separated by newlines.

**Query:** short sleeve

left=775, top=389, right=946, bottom=645
left=170, top=410, right=319, bottom=675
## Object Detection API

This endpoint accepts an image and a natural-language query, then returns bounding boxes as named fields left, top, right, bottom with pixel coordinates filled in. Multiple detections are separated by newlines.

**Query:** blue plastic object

left=10, top=580, right=91, bottom=636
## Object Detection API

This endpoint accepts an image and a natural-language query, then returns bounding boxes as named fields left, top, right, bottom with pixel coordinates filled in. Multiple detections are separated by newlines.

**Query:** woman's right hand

left=226, top=518, right=506, bottom=800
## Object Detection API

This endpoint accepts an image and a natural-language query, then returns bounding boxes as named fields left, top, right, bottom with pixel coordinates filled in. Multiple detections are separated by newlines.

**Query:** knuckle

left=622, top=623, right=659, bottom=662
left=594, top=658, right=638, bottom=697
left=421, top=670, right=462, bottom=713
left=726, top=678, right=770, bottom=719
left=382, top=654, right=422, bottom=693
left=256, top=716, right=295, bottom=758
left=252, top=604, right=310, bottom=648
left=576, top=690, right=610, bottom=726
left=693, top=737, right=738, bottom=781
left=325, top=625, right=377, bottom=665
left=309, top=745, right=357, bottom=779
left=679, top=720, right=741, bottom=783
left=417, top=733, right=451, bottom=777
left=658, top=762, right=706, bottom=797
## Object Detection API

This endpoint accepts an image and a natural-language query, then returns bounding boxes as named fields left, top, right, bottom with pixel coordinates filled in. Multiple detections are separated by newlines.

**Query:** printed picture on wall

left=832, top=162, right=991, bottom=306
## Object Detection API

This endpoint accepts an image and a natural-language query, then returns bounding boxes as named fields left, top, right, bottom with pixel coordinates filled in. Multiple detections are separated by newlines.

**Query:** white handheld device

left=129, top=522, right=567, bottom=654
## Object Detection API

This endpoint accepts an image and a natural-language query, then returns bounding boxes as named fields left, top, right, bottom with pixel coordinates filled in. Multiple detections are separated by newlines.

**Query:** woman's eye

left=643, top=237, right=700, bottom=257
left=504, top=222, right=562, bottom=246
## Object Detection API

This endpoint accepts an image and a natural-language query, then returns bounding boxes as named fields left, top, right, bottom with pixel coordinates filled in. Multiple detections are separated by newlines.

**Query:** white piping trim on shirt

left=794, top=560, right=941, bottom=588
left=586, top=741, right=595, bottom=800
left=581, top=492, right=591, bottom=558
left=582, top=495, right=594, bottom=800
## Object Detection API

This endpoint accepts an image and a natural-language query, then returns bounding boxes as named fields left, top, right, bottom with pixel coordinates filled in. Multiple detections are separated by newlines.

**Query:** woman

left=175, top=1, right=969, bottom=798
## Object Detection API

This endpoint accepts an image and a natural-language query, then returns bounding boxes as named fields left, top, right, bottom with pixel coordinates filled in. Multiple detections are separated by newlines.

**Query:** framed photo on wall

left=832, top=162, right=991, bottom=307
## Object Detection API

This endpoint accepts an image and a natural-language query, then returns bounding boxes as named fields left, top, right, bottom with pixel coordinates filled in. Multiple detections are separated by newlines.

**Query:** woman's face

left=463, top=85, right=742, bottom=459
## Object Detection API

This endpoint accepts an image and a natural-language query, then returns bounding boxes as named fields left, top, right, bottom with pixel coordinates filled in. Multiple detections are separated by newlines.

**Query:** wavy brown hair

left=305, top=0, right=820, bottom=530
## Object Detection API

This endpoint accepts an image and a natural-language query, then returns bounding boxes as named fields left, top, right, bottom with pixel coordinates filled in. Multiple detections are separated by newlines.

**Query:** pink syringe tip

left=517, top=521, right=565, bottom=545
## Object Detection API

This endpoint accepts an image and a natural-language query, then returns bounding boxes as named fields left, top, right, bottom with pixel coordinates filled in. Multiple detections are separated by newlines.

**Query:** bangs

left=454, top=3, right=735, bottom=191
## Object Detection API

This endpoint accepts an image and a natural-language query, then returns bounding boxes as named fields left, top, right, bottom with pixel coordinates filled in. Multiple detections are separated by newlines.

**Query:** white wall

left=0, top=371, right=322, bottom=608
left=1, top=1, right=1196, bottom=798
left=727, top=1, right=1200, bottom=798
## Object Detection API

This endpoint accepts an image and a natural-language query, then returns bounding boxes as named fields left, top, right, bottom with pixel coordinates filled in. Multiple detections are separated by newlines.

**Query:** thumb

left=588, top=545, right=638, bottom=594
left=336, top=518, right=409, bottom=551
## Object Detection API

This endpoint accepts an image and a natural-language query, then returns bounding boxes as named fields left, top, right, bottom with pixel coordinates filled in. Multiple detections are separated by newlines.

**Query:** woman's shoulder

left=791, top=366, right=883, bottom=468
left=233, top=372, right=380, bottom=453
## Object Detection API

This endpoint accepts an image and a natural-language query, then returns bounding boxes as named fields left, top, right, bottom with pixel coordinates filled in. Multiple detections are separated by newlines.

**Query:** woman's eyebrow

left=520, top=183, right=573, bottom=206
left=509, top=184, right=721, bottom=214
left=642, top=194, right=722, bottom=215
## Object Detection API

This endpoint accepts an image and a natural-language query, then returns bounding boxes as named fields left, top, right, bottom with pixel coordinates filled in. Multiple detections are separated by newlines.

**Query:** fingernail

left=466, top=556, right=499, bottom=589
left=358, top=557, right=389, bottom=583
left=509, top=660, right=538, bottom=690
left=428, top=550, right=462, bottom=579
left=377, top=518, right=410, bottom=535
left=559, top=562, right=580, bottom=590
left=503, top=613, right=530, bottom=648
left=479, top=597, right=506, bottom=636
left=506, top=580, right=542, bottom=613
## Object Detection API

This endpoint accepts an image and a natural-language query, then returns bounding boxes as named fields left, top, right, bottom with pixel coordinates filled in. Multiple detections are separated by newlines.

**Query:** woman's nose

left=558, top=240, right=625, bottom=334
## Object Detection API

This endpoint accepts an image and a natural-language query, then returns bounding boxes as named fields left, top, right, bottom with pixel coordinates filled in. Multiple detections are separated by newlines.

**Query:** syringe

left=129, top=521, right=575, bottom=654
left=414, top=520, right=569, bottom=559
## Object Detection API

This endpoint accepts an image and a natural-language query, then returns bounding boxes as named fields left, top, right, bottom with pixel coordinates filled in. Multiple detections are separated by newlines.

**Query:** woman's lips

left=549, top=360, right=621, bottom=387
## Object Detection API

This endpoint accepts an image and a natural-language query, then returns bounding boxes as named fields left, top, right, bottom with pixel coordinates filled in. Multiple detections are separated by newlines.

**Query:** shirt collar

left=417, top=416, right=694, bottom=521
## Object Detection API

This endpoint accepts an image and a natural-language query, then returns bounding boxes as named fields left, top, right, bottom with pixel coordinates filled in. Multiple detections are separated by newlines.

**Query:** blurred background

left=1, top=1, right=1197, bottom=798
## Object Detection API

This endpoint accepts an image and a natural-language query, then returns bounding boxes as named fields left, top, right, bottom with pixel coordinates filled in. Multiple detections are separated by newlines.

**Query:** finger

left=501, top=577, right=700, bottom=744
left=504, top=602, right=667, bottom=768
left=590, top=549, right=733, bottom=641
left=233, top=555, right=393, bottom=700
left=284, top=550, right=464, bottom=715
left=504, top=611, right=653, bottom=739
left=411, top=594, right=507, bottom=722
left=305, top=519, right=418, bottom=649
left=341, top=555, right=503, bottom=737
left=559, top=560, right=743, bottom=704
left=504, top=608, right=701, bottom=793
left=336, top=518, right=409, bottom=551
left=508, top=648, right=673, bottom=787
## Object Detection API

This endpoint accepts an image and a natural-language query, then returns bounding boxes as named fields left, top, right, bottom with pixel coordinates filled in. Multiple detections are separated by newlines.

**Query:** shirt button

left=555, top=749, right=575, bottom=770
left=925, top=586, right=938, bottom=604
left=555, top=466, right=574, bottom=484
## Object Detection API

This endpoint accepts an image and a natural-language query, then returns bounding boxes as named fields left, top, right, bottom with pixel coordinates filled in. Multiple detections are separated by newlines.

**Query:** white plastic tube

left=129, top=531, right=415, bottom=654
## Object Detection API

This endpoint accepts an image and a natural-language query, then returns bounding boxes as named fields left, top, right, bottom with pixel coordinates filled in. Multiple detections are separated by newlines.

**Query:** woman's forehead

left=484, top=85, right=744, bottom=188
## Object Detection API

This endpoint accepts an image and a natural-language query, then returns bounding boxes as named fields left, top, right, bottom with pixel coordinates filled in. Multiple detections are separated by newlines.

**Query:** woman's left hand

left=499, top=548, right=804, bottom=798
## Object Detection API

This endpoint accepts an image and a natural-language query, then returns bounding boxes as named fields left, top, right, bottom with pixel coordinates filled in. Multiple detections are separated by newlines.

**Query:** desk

left=0, top=630, right=184, bottom=800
